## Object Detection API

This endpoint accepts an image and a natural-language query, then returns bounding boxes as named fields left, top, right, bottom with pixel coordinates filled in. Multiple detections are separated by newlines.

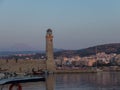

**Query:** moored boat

left=0, top=76, right=45, bottom=85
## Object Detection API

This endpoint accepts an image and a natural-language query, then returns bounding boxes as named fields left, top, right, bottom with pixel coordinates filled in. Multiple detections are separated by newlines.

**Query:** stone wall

left=0, top=59, right=46, bottom=73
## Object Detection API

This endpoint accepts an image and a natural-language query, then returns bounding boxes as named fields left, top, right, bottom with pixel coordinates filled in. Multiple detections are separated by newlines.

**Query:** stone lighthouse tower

left=46, top=29, right=56, bottom=73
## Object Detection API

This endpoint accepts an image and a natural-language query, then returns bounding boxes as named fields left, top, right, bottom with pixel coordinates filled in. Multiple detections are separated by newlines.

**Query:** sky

left=0, top=0, right=120, bottom=51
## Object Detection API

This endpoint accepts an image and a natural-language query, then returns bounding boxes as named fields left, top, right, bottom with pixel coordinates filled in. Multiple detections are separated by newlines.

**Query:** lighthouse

left=46, top=29, right=56, bottom=73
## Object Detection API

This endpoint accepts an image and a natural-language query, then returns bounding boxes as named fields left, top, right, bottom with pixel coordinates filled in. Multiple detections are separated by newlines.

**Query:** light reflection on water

left=2, top=72, right=120, bottom=90
left=55, top=72, right=120, bottom=90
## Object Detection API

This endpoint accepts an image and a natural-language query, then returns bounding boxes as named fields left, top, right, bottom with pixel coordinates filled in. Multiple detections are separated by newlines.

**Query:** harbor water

left=1, top=72, right=120, bottom=90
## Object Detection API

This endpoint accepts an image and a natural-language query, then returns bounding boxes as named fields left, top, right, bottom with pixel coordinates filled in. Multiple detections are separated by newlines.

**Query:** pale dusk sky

left=0, top=0, right=120, bottom=51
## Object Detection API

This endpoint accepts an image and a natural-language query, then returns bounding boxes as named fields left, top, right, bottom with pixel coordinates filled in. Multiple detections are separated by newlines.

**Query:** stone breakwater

left=0, top=59, right=46, bottom=73
left=0, top=59, right=97, bottom=73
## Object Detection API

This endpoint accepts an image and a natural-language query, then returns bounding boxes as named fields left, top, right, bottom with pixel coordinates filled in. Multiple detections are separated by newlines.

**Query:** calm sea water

left=2, top=72, right=120, bottom=90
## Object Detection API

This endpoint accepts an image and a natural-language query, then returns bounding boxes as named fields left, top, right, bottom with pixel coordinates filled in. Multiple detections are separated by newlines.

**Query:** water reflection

left=46, top=74, right=55, bottom=90
left=55, top=72, right=120, bottom=90
left=2, top=72, right=120, bottom=90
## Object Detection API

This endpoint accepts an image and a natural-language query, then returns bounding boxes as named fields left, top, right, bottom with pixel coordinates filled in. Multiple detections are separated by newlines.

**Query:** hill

left=54, top=43, right=120, bottom=57
left=1, top=43, right=120, bottom=58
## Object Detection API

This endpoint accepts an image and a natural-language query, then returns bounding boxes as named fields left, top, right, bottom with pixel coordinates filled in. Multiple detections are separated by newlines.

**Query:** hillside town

left=1, top=52, right=120, bottom=72
left=55, top=52, right=120, bottom=71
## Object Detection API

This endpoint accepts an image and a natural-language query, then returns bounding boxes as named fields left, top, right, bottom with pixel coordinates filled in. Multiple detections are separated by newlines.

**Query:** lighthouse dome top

left=47, top=29, right=52, bottom=32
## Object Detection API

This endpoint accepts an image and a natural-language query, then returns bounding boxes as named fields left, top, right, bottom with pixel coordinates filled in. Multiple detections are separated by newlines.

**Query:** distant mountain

left=0, top=43, right=43, bottom=56
left=0, top=51, right=44, bottom=56
left=1, top=43, right=120, bottom=57
left=54, top=43, right=120, bottom=57
left=0, top=48, right=63, bottom=56
left=7, top=43, right=38, bottom=51
left=54, top=48, right=64, bottom=52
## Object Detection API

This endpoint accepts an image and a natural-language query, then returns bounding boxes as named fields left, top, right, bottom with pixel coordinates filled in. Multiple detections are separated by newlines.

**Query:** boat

left=0, top=76, right=45, bottom=85
left=32, top=68, right=45, bottom=75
